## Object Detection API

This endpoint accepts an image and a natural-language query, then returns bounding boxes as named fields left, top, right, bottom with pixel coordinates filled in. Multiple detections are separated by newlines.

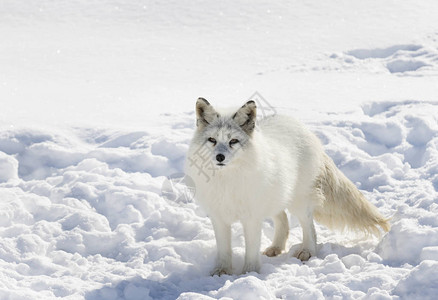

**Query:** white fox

left=185, top=98, right=390, bottom=275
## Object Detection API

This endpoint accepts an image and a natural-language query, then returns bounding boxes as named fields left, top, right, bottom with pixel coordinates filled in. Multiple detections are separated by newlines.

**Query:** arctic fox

left=185, top=98, right=390, bottom=275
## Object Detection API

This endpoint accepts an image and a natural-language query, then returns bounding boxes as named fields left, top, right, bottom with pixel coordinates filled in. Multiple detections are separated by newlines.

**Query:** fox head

left=193, top=97, right=257, bottom=168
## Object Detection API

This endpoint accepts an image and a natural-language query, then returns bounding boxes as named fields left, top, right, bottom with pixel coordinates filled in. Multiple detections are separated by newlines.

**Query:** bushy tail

left=313, top=154, right=390, bottom=236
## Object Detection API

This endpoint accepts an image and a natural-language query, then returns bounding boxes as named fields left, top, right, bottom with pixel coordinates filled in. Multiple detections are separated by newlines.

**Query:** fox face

left=193, top=98, right=257, bottom=168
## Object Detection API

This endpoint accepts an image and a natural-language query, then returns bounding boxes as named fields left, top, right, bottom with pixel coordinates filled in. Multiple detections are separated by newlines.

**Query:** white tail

left=313, top=154, right=390, bottom=236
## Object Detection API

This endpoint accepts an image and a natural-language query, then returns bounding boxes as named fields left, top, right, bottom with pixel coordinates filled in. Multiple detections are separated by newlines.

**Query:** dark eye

left=208, top=137, right=217, bottom=145
left=229, top=139, right=239, bottom=147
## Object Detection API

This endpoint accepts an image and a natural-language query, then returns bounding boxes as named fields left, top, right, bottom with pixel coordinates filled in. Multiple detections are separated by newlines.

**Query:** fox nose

left=216, top=154, right=225, bottom=162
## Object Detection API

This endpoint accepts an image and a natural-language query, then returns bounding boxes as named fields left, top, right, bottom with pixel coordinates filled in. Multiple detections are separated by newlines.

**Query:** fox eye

left=208, top=137, right=217, bottom=145
left=229, top=139, right=239, bottom=147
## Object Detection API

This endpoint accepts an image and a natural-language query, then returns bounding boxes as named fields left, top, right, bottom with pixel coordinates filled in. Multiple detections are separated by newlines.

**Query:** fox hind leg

left=263, top=211, right=289, bottom=257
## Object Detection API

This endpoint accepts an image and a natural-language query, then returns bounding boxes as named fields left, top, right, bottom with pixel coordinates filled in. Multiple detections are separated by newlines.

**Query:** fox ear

left=196, top=98, right=219, bottom=128
left=233, top=100, right=257, bottom=135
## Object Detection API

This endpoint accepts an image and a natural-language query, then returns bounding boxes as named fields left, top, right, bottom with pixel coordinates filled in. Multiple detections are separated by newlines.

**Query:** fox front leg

left=242, top=220, right=262, bottom=274
left=210, top=218, right=232, bottom=276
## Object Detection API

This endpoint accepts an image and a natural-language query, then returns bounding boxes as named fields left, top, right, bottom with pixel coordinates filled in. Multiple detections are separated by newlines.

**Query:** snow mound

left=327, top=35, right=438, bottom=76
left=386, top=59, right=430, bottom=73
left=0, top=151, right=18, bottom=182
left=346, top=44, right=422, bottom=59
left=394, top=260, right=438, bottom=299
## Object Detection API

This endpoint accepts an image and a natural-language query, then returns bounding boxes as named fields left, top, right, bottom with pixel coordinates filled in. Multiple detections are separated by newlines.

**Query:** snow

left=0, top=151, right=18, bottom=182
left=1, top=0, right=438, bottom=299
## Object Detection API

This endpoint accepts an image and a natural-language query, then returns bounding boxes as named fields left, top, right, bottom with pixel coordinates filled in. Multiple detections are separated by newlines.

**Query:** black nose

left=216, top=154, right=225, bottom=162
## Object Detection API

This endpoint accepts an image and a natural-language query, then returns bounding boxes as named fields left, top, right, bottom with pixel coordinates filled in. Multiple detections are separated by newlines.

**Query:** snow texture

left=1, top=1, right=438, bottom=299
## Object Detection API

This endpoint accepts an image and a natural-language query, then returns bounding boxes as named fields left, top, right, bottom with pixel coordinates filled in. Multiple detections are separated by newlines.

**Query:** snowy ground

left=1, top=1, right=438, bottom=299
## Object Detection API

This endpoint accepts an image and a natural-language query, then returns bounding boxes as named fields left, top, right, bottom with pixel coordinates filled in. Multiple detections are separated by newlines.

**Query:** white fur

left=186, top=99, right=390, bottom=275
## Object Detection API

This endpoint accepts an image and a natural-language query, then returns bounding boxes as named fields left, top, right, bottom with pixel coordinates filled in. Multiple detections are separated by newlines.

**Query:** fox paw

left=293, top=249, right=312, bottom=261
left=263, top=246, right=283, bottom=257
left=210, top=266, right=232, bottom=276
left=242, top=262, right=261, bottom=274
